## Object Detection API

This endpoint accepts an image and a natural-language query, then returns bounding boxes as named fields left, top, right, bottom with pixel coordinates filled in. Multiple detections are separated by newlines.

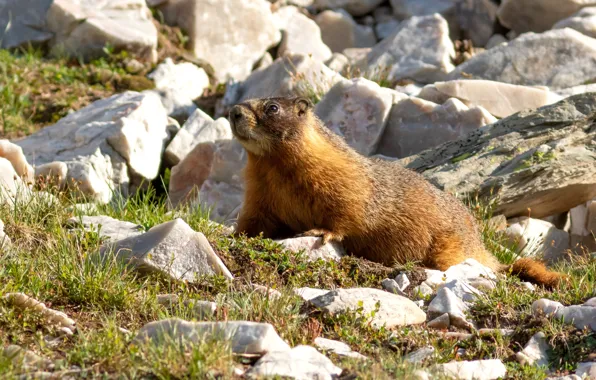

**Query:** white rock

left=376, top=97, right=496, bottom=159
left=275, top=236, right=345, bottom=262
left=521, top=282, right=536, bottom=292
left=443, top=258, right=498, bottom=283
left=294, top=287, right=330, bottom=301
left=413, top=282, right=434, bottom=298
left=67, top=215, right=144, bottom=243
left=15, top=92, right=169, bottom=203
left=504, top=217, right=570, bottom=263
left=134, top=319, right=290, bottom=354
left=390, top=0, right=455, bottom=20
left=569, top=199, right=596, bottom=253
left=312, top=0, right=384, bottom=17
left=375, top=20, right=400, bottom=40
left=381, top=278, right=406, bottom=296
left=315, top=9, right=376, bottom=54
left=247, top=345, right=342, bottom=380
left=101, top=218, right=233, bottom=282
left=534, top=298, right=596, bottom=331
left=325, top=53, right=350, bottom=74
left=532, top=299, right=565, bottom=317
left=157, top=294, right=217, bottom=318
left=362, top=14, right=455, bottom=83
left=585, top=297, right=596, bottom=307
left=3, top=345, right=53, bottom=371
left=485, top=34, right=508, bottom=49
left=405, top=346, right=436, bottom=364
left=196, top=180, right=244, bottom=225
left=314, top=337, right=367, bottom=360
left=545, top=376, right=582, bottom=380
left=34, top=161, right=68, bottom=189
left=432, top=359, right=507, bottom=380
left=438, top=279, right=483, bottom=303
left=0, top=157, right=31, bottom=205
left=308, top=288, right=426, bottom=329
left=554, top=7, right=596, bottom=38
left=315, top=77, right=399, bottom=156
left=497, top=0, right=596, bottom=34
left=576, top=362, right=596, bottom=379
left=455, top=0, right=498, bottom=47
left=251, top=284, right=282, bottom=300
left=427, top=313, right=451, bottom=329
left=449, top=29, right=596, bottom=89
left=156, top=0, right=280, bottom=82
left=0, top=0, right=53, bottom=49
left=418, top=80, right=562, bottom=118
left=274, top=6, right=332, bottom=62
left=0, top=219, right=11, bottom=248
left=515, top=332, right=550, bottom=367
left=0, top=140, right=34, bottom=183
left=428, top=287, right=472, bottom=330
left=395, top=273, right=410, bottom=291
left=47, top=0, right=157, bottom=62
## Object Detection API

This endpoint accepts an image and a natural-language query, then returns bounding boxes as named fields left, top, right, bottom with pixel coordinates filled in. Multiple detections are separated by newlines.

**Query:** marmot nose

left=230, top=106, right=244, bottom=123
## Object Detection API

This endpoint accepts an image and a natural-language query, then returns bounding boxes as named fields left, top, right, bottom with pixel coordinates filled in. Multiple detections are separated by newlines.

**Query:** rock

left=381, top=278, right=406, bottom=296
left=438, top=279, right=483, bottom=303
left=0, top=140, right=34, bottom=183
left=66, top=215, right=144, bottom=243
left=274, top=6, right=332, bottom=62
left=497, top=0, right=596, bottom=34
left=521, top=282, right=536, bottom=292
left=405, top=346, right=436, bottom=364
left=504, top=217, right=570, bottom=263
left=428, top=287, right=473, bottom=330
left=194, top=180, right=244, bottom=225
left=376, top=97, right=496, bottom=159
left=413, top=282, right=434, bottom=298
left=312, top=0, right=384, bottom=17
left=343, top=47, right=371, bottom=66
left=545, top=376, right=582, bottom=380
left=15, top=92, right=169, bottom=204
left=569, top=199, right=596, bottom=253
left=418, top=80, right=562, bottom=118
left=275, top=236, right=345, bottom=261
left=454, top=0, right=498, bottom=47
left=375, top=20, right=400, bottom=40
left=432, top=359, right=507, bottom=379
left=515, top=332, right=550, bottom=367
left=222, top=53, right=344, bottom=109
left=554, top=7, right=596, bottom=39
left=315, top=9, right=376, bottom=54
left=427, top=313, right=451, bottom=330
left=395, top=273, right=410, bottom=291
left=3, top=345, right=52, bottom=371
left=361, top=14, right=455, bottom=83
left=47, top=0, right=157, bottom=62
left=315, top=77, right=399, bottom=156
left=585, top=297, right=596, bottom=307
left=390, top=0, right=456, bottom=20
left=3, top=293, right=76, bottom=333
left=294, top=287, right=329, bottom=301
left=485, top=34, right=508, bottom=49
left=576, top=362, right=596, bottom=379
left=155, top=0, right=280, bottom=82
left=557, top=83, right=596, bottom=98
left=247, top=345, right=342, bottom=380
left=532, top=299, right=565, bottom=317
left=0, top=0, right=53, bottom=49
left=100, top=218, right=233, bottom=282
left=0, top=157, right=31, bottom=204
left=0, top=219, right=11, bottom=248
left=325, top=53, right=350, bottom=74
left=164, top=110, right=231, bottom=167
left=448, top=29, right=596, bottom=89
left=251, top=284, right=282, bottom=300
left=133, top=319, right=290, bottom=354
left=34, top=162, right=68, bottom=189
left=145, top=58, right=209, bottom=121
left=399, top=93, right=596, bottom=219
left=308, top=288, right=426, bottom=329
left=533, top=298, right=596, bottom=331
left=314, top=337, right=367, bottom=360
left=157, top=294, right=217, bottom=319
left=487, top=215, right=508, bottom=232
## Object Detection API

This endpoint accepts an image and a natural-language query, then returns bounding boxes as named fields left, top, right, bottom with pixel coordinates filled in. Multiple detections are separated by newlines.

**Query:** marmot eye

left=266, top=104, right=279, bottom=114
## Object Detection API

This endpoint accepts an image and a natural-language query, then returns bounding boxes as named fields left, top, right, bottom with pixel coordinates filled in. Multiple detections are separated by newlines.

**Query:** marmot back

left=228, top=96, right=563, bottom=288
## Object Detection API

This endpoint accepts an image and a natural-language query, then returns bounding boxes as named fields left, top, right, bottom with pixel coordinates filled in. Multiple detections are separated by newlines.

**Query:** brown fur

left=228, top=97, right=564, bottom=288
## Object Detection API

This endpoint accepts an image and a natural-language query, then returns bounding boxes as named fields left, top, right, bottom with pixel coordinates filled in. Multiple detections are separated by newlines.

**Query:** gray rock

left=314, top=337, right=367, bottom=360
left=405, top=346, right=435, bottom=364
left=395, top=273, right=410, bottom=291
left=294, top=287, right=330, bottom=301
left=413, top=282, right=434, bottom=298
left=585, top=297, right=596, bottom=307
left=399, top=93, right=596, bottom=219
left=66, top=215, right=144, bottom=243
left=390, top=0, right=455, bottom=20
left=375, top=20, right=400, bottom=40
left=448, top=29, right=596, bottom=89
left=381, top=278, right=406, bottom=296
left=157, top=294, right=217, bottom=319
left=554, top=7, right=596, bottom=39
left=3, top=345, right=53, bottom=371
left=533, top=298, right=596, bottom=331
left=377, top=97, right=496, bottom=159
left=275, top=236, right=345, bottom=262
left=431, top=359, right=507, bottom=379
left=428, top=287, right=473, bottom=330
left=274, top=6, right=332, bottom=62
left=15, top=92, right=169, bottom=204
left=247, top=345, right=341, bottom=380
left=438, top=279, right=483, bottom=303
left=154, top=0, right=280, bottom=82
left=312, top=0, right=385, bottom=17
left=361, top=14, right=455, bottom=84
left=0, top=0, right=53, bottom=49
left=101, top=218, right=233, bottom=282
left=47, top=0, right=158, bottom=62
left=308, top=288, right=426, bottom=329
left=325, top=53, right=350, bottom=74
left=485, top=34, right=508, bottom=49
left=455, top=0, right=498, bottom=47
left=427, top=313, right=451, bottom=329
left=504, top=217, right=570, bottom=263
left=515, top=332, right=550, bottom=367
left=497, top=0, right=596, bottom=34
left=315, top=9, right=376, bottom=54
left=576, top=362, right=596, bottom=379
left=133, top=319, right=290, bottom=354
left=315, top=77, right=398, bottom=156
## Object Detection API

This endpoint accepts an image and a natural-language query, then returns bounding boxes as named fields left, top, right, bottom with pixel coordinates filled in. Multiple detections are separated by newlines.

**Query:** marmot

left=228, top=96, right=563, bottom=288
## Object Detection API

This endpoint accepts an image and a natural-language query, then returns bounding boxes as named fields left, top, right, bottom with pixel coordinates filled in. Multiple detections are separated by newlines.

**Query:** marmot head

left=228, top=97, right=313, bottom=156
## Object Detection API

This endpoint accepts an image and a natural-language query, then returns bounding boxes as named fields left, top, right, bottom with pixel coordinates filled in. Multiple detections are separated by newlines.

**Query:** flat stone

left=308, top=288, right=426, bottom=329
left=418, top=80, right=562, bottom=118
left=315, top=9, right=376, bottom=53
left=312, top=0, right=385, bottom=17
left=100, top=218, right=233, bottom=282
left=376, top=97, right=496, bottom=159
left=427, top=313, right=451, bottom=330
left=432, top=359, right=507, bottom=379
left=247, top=345, right=342, bottom=380
left=294, top=287, right=329, bottom=302
left=554, top=7, right=596, bottom=39
left=504, top=217, right=570, bottom=263
left=405, top=346, right=436, bottom=364
left=428, top=287, right=472, bottom=330
left=360, top=14, right=455, bottom=84
left=274, top=6, right=332, bottom=62
left=315, top=77, right=399, bottom=156
left=0, top=0, right=53, bottom=49
left=448, top=29, right=596, bottom=89
left=133, top=319, right=290, bottom=354
left=15, top=92, right=169, bottom=203
left=515, top=332, right=550, bottom=367
left=66, top=215, right=144, bottom=243
left=275, top=236, right=345, bottom=261
left=314, top=337, right=367, bottom=360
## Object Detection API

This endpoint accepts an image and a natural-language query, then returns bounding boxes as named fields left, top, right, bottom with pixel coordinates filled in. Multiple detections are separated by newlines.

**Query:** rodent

left=227, top=96, right=564, bottom=288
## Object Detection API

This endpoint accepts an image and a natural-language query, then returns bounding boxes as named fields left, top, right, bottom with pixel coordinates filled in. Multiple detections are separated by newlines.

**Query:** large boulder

left=399, top=93, right=596, bottom=219
left=154, top=0, right=281, bottom=82
left=448, top=28, right=596, bottom=89
left=15, top=91, right=169, bottom=203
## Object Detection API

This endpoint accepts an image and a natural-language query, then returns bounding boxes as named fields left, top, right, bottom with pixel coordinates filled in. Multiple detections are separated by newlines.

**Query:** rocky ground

left=0, top=0, right=595, bottom=379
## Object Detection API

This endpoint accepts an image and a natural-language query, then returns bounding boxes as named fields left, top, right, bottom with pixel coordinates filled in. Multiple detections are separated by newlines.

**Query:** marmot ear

left=295, top=97, right=312, bottom=116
